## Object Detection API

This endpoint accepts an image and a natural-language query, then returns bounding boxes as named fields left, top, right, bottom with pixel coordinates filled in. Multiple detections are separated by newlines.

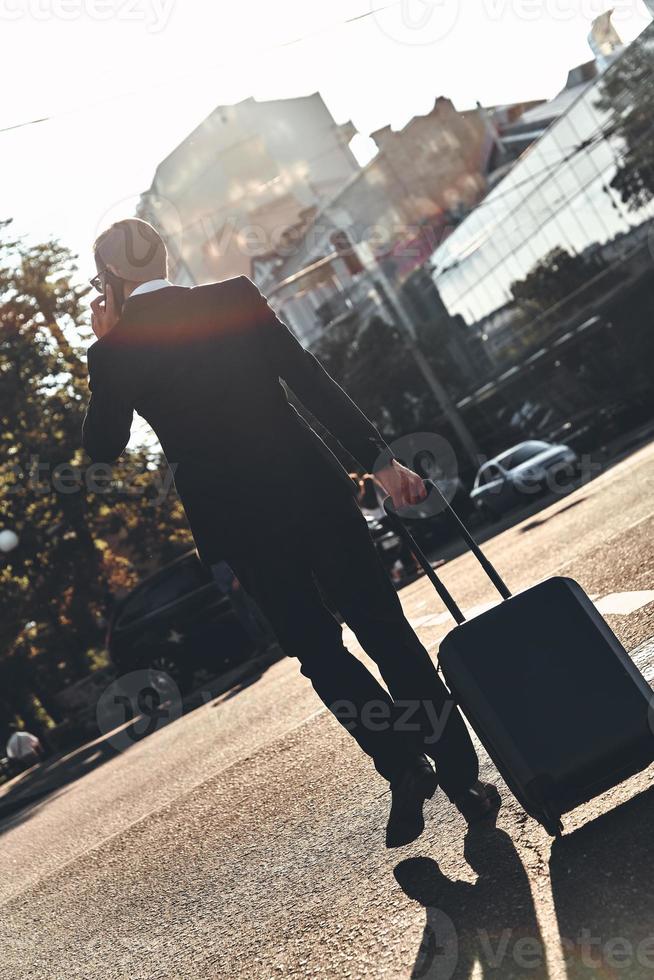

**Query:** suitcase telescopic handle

left=382, top=478, right=511, bottom=625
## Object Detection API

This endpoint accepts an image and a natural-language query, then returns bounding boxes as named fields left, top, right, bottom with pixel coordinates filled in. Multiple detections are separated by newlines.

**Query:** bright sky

left=0, top=0, right=651, bottom=284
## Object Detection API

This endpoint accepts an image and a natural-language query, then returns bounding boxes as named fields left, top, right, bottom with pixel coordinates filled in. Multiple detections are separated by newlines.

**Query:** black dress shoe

left=385, top=755, right=439, bottom=848
left=453, top=781, right=501, bottom=823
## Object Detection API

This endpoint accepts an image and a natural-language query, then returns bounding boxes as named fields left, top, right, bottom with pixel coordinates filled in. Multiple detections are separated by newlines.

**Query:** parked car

left=470, top=440, right=579, bottom=519
left=107, top=520, right=408, bottom=692
left=365, top=514, right=404, bottom=571
left=405, top=474, right=473, bottom=551
left=107, top=552, right=254, bottom=694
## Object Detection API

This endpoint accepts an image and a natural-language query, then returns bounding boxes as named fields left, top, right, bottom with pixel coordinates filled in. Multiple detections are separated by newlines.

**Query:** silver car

left=470, top=440, right=579, bottom=518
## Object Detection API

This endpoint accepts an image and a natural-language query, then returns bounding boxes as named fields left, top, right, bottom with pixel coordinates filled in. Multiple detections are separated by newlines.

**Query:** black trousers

left=229, top=500, right=479, bottom=795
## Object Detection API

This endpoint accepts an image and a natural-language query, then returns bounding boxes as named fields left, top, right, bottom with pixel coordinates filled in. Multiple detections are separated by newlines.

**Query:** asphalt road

left=2, top=441, right=654, bottom=980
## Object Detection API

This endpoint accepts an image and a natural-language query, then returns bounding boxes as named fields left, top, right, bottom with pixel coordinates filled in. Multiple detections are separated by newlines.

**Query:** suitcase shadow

left=395, top=826, right=548, bottom=978
left=549, top=785, right=654, bottom=979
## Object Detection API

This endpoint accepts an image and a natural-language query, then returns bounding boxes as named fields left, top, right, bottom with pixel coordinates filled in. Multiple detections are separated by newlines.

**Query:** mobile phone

left=103, top=269, right=125, bottom=315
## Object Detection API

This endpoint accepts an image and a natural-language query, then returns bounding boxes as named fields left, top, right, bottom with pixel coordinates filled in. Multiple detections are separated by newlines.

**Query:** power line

left=436, top=114, right=654, bottom=325
left=0, top=3, right=398, bottom=136
left=0, top=116, right=50, bottom=134
left=432, top=117, right=625, bottom=276
left=153, top=109, right=624, bottom=258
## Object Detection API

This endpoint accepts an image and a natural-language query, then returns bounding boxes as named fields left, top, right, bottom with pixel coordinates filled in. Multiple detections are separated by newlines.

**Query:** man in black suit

left=83, top=218, right=499, bottom=846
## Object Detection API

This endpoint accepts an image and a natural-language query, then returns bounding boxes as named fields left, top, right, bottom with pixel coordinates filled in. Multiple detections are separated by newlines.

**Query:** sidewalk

left=0, top=644, right=283, bottom=823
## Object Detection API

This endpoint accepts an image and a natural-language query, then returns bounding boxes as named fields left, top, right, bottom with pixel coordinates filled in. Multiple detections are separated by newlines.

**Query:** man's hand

left=90, top=285, right=120, bottom=340
left=374, top=459, right=428, bottom=510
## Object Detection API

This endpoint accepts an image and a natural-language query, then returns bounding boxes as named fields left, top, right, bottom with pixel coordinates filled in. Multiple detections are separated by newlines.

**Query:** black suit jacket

left=82, top=277, right=391, bottom=563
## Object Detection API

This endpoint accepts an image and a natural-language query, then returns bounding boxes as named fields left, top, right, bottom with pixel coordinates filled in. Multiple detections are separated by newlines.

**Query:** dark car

left=364, top=514, right=404, bottom=571
left=107, top=551, right=255, bottom=693
left=107, top=518, right=408, bottom=692
left=402, top=474, right=472, bottom=551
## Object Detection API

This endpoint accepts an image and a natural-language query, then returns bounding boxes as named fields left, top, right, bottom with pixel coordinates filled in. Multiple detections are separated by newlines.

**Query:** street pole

left=260, top=201, right=481, bottom=467
left=354, top=241, right=480, bottom=467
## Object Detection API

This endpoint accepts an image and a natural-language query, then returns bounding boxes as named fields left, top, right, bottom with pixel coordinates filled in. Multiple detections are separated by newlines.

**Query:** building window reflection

left=427, top=25, right=654, bottom=461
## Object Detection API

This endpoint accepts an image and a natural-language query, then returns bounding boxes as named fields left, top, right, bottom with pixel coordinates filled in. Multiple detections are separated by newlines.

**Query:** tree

left=594, top=26, right=654, bottom=212
left=313, top=314, right=441, bottom=442
left=509, top=245, right=620, bottom=352
left=511, top=246, right=592, bottom=315
left=0, top=221, right=191, bottom=731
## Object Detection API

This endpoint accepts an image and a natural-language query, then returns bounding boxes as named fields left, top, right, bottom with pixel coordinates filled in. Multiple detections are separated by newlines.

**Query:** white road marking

left=462, top=601, right=500, bottom=620
left=341, top=592, right=654, bottom=648
left=594, top=590, right=654, bottom=616
left=406, top=590, right=654, bottom=631
left=410, top=612, right=452, bottom=628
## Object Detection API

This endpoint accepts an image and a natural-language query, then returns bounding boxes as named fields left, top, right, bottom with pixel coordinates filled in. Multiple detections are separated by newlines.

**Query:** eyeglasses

left=89, top=272, right=105, bottom=294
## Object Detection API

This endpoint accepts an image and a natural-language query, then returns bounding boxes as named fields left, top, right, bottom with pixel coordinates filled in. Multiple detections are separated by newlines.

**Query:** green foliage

left=511, top=247, right=590, bottom=316
left=312, top=315, right=440, bottom=442
left=509, top=246, right=622, bottom=355
left=594, top=27, right=654, bottom=212
left=0, top=220, right=191, bottom=733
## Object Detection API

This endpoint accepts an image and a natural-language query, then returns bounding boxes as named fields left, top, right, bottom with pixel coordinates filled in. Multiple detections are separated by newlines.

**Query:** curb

left=0, top=646, right=285, bottom=824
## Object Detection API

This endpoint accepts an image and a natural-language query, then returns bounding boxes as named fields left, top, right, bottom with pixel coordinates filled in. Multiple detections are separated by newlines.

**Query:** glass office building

left=429, top=25, right=654, bottom=460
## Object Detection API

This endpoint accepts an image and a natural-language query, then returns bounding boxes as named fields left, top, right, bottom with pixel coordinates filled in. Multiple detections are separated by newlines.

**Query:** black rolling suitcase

left=384, top=481, right=654, bottom=835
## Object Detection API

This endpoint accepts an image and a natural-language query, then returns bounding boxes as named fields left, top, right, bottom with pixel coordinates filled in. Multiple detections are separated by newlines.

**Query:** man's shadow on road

left=395, top=784, right=654, bottom=978
left=395, top=825, right=548, bottom=979
left=549, top=784, right=654, bottom=979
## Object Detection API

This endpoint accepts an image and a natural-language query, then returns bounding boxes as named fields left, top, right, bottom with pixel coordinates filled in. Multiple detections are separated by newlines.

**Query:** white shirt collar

left=129, top=278, right=174, bottom=298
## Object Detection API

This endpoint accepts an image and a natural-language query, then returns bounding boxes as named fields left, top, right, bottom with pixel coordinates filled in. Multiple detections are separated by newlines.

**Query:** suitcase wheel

left=540, top=808, right=563, bottom=837
left=525, top=776, right=563, bottom=837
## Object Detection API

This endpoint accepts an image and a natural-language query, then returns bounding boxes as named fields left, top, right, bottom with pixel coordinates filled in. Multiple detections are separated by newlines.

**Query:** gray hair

left=94, top=218, right=168, bottom=282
